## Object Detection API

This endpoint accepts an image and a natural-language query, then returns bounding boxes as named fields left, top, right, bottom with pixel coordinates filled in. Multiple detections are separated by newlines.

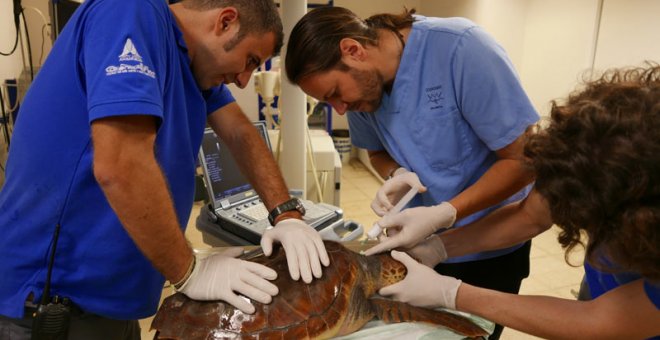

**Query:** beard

left=191, top=43, right=221, bottom=90
left=191, top=32, right=243, bottom=90
left=347, top=67, right=385, bottom=113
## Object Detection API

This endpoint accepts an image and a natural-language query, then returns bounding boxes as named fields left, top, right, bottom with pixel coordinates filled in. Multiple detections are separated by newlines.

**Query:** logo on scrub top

left=425, top=85, right=443, bottom=110
left=105, top=38, right=156, bottom=79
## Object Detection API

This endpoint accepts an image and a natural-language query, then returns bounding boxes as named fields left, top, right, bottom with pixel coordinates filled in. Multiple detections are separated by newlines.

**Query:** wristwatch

left=268, top=198, right=306, bottom=226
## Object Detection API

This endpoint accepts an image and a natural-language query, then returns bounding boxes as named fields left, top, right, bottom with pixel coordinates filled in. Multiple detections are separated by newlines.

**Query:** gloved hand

left=364, top=202, right=456, bottom=256
left=371, top=168, right=427, bottom=217
left=261, top=218, right=330, bottom=283
left=379, top=251, right=461, bottom=309
left=179, top=248, right=279, bottom=314
left=406, top=234, right=448, bottom=268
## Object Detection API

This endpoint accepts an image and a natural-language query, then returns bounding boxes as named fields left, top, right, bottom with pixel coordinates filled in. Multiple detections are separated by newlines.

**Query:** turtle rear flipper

left=370, top=298, right=488, bottom=339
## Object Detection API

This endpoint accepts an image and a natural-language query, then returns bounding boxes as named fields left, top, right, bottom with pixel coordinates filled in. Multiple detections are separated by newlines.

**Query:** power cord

left=0, top=0, right=21, bottom=56
left=1, top=4, right=35, bottom=83
left=21, top=5, right=51, bottom=67
left=21, top=9, right=35, bottom=81
left=0, top=86, right=10, bottom=150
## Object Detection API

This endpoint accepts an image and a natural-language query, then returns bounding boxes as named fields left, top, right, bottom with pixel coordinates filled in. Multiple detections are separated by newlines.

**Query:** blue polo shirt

left=0, top=0, right=234, bottom=319
left=348, top=16, right=539, bottom=263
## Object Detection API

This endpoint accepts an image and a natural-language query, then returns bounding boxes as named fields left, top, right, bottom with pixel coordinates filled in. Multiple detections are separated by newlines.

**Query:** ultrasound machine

left=195, top=122, right=363, bottom=246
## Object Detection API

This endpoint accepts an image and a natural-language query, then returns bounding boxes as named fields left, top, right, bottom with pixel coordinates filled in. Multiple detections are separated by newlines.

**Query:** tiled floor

left=140, top=159, right=584, bottom=339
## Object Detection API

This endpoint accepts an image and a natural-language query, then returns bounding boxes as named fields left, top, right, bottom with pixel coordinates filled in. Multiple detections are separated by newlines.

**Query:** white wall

left=594, top=0, right=660, bottom=70
left=1, top=0, right=53, bottom=187
left=419, top=0, right=528, bottom=70
left=518, top=0, right=601, bottom=117
left=335, top=0, right=421, bottom=19
left=227, top=78, right=260, bottom=122
left=0, top=0, right=52, bottom=80
left=0, top=1, right=24, bottom=81
left=418, top=0, right=660, bottom=118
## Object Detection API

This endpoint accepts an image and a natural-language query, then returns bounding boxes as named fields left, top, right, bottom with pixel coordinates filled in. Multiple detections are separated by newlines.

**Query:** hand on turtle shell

left=261, top=218, right=330, bottom=283
left=379, top=250, right=461, bottom=310
left=179, top=248, right=279, bottom=314
left=364, top=202, right=456, bottom=256
left=371, top=169, right=427, bottom=217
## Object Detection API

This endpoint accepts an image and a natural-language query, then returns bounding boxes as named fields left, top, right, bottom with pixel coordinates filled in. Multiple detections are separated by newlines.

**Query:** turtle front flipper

left=369, top=298, right=488, bottom=339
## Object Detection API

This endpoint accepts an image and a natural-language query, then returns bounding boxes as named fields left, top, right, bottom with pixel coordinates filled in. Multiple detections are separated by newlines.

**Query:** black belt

left=24, top=299, right=84, bottom=319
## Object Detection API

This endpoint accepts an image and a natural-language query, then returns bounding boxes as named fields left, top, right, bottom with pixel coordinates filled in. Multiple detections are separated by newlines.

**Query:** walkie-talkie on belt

left=31, top=223, right=71, bottom=340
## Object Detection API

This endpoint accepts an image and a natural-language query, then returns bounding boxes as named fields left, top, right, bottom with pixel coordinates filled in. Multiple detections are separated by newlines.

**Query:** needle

left=367, top=185, right=420, bottom=240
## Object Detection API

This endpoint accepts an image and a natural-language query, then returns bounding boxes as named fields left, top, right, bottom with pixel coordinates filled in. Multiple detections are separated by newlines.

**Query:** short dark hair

left=183, top=0, right=283, bottom=56
left=525, top=63, right=660, bottom=281
left=285, top=6, right=415, bottom=84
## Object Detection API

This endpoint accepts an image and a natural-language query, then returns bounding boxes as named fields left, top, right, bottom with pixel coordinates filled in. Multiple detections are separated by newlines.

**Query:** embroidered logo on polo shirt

left=105, top=38, right=156, bottom=79
left=118, top=38, right=143, bottom=62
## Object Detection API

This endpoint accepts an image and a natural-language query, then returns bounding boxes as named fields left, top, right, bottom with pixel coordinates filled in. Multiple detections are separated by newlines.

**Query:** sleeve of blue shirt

left=82, top=1, right=168, bottom=124
left=347, top=112, right=385, bottom=151
left=203, top=85, right=236, bottom=115
left=451, top=26, right=539, bottom=151
left=644, top=281, right=660, bottom=309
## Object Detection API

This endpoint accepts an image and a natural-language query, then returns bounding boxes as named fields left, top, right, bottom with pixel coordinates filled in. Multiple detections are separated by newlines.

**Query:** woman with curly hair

left=378, top=64, right=660, bottom=338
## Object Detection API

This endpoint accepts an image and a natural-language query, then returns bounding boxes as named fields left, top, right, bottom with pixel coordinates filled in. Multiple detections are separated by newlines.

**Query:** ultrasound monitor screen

left=200, top=123, right=270, bottom=203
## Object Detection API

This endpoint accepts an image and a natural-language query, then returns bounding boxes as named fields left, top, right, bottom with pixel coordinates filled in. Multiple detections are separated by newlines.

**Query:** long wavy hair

left=525, top=63, right=660, bottom=281
left=285, top=6, right=415, bottom=84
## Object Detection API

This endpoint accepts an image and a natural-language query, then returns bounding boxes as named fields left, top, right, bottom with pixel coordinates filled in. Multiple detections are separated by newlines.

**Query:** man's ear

left=339, top=38, right=366, bottom=61
left=214, top=7, right=239, bottom=35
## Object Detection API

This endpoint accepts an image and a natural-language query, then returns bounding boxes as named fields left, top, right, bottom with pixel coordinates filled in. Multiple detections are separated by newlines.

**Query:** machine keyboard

left=238, top=204, right=269, bottom=221
left=301, top=201, right=328, bottom=220
left=237, top=200, right=329, bottom=222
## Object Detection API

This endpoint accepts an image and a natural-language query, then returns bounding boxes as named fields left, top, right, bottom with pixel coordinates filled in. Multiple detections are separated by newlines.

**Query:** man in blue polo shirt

left=0, top=0, right=330, bottom=338
left=285, top=7, right=538, bottom=339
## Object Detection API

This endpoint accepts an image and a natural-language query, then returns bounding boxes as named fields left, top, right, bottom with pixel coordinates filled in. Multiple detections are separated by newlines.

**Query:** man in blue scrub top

left=285, top=7, right=538, bottom=339
left=0, top=0, right=329, bottom=338
left=379, top=64, right=660, bottom=339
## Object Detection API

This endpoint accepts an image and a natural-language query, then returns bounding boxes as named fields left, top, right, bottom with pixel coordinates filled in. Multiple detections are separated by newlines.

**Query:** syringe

left=367, top=185, right=420, bottom=240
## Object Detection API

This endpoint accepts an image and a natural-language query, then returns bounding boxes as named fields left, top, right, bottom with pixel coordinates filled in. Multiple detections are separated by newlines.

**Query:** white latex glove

left=371, top=168, right=427, bottom=217
left=179, top=248, right=279, bottom=314
left=406, top=234, right=448, bottom=268
left=364, top=202, right=457, bottom=256
left=261, top=218, right=330, bottom=283
left=379, top=250, right=461, bottom=309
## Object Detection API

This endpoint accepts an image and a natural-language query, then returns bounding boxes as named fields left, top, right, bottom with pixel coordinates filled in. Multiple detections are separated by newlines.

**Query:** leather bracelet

left=172, top=255, right=196, bottom=290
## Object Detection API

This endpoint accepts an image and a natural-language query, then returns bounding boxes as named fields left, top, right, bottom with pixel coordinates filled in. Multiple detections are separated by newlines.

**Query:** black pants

left=0, top=303, right=141, bottom=340
left=434, top=241, right=531, bottom=340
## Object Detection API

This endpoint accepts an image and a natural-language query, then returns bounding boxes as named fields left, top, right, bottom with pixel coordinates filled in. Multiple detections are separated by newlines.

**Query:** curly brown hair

left=524, top=63, right=660, bottom=281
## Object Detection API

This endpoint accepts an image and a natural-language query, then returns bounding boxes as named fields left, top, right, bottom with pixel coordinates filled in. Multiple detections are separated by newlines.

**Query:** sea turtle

left=152, top=241, right=488, bottom=339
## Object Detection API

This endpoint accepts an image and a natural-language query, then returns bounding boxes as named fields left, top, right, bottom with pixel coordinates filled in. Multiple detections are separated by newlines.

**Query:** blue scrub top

left=585, top=263, right=660, bottom=308
left=584, top=262, right=659, bottom=339
left=0, top=0, right=234, bottom=319
left=349, top=16, right=539, bottom=263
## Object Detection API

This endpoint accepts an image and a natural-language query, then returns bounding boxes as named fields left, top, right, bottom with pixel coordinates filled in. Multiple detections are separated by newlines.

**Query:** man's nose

left=329, top=99, right=348, bottom=115
left=235, top=71, right=252, bottom=89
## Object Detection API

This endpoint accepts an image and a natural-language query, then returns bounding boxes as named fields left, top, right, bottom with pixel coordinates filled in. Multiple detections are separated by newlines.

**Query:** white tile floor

left=139, top=159, right=585, bottom=339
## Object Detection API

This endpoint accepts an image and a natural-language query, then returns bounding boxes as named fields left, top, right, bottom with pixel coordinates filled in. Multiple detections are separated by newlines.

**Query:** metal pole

left=279, top=0, right=307, bottom=197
